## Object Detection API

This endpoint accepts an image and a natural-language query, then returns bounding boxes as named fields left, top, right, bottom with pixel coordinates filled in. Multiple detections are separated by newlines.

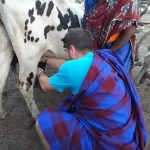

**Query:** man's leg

left=36, top=121, right=51, bottom=150
left=36, top=108, right=92, bottom=150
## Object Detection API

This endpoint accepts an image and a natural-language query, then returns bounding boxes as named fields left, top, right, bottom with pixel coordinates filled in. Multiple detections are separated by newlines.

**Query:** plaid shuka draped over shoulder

left=83, top=0, right=140, bottom=60
left=57, top=49, right=148, bottom=149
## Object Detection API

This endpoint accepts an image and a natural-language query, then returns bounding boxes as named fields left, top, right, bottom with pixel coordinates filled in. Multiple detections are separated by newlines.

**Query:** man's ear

left=70, top=45, right=76, bottom=54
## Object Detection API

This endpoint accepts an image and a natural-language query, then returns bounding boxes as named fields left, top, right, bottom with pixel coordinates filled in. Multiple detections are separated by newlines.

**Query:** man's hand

left=36, top=67, right=55, bottom=92
left=37, top=67, right=44, bottom=78
left=39, top=56, right=66, bottom=70
left=39, top=56, right=47, bottom=63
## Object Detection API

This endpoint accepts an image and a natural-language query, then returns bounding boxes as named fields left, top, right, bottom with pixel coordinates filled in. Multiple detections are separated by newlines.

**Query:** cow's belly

left=44, top=48, right=69, bottom=60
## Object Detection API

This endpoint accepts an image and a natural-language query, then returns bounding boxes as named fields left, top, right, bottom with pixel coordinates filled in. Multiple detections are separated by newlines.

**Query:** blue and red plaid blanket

left=37, top=49, right=148, bottom=150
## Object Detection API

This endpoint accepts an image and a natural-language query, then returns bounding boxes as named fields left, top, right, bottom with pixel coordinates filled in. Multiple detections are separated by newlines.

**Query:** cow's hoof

left=32, top=117, right=36, bottom=124
left=0, top=111, right=7, bottom=120
left=28, top=118, right=36, bottom=128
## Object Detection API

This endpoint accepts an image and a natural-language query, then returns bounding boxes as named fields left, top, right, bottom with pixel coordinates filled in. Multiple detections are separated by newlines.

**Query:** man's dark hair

left=61, top=28, right=93, bottom=51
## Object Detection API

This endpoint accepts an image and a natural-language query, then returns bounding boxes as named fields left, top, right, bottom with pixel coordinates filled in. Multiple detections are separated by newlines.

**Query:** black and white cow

left=0, top=0, right=84, bottom=119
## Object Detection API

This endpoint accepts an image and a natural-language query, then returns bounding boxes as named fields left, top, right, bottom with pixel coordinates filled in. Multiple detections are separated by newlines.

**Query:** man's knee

left=35, top=120, right=51, bottom=150
left=35, top=120, right=40, bottom=132
left=35, top=120, right=45, bottom=140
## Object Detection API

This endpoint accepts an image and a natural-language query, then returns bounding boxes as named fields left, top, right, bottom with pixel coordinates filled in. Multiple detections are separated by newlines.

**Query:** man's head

left=62, top=28, right=93, bottom=59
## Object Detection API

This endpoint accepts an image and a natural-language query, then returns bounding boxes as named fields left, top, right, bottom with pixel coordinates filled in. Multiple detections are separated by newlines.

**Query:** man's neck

left=76, top=49, right=92, bottom=58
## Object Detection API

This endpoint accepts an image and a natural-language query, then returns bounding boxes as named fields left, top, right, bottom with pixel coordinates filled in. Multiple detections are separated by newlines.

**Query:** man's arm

left=110, top=25, right=136, bottom=51
left=37, top=68, right=55, bottom=92
left=41, top=57, right=66, bottom=69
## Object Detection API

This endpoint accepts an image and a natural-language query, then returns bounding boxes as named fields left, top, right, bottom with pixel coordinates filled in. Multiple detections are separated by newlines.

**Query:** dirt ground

left=0, top=20, right=150, bottom=150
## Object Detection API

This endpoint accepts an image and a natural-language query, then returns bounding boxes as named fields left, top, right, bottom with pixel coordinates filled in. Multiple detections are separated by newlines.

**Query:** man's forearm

left=47, top=58, right=66, bottom=69
left=42, top=57, right=66, bottom=69
left=110, top=25, right=135, bottom=51
left=38, top=71, right=49, bottom=92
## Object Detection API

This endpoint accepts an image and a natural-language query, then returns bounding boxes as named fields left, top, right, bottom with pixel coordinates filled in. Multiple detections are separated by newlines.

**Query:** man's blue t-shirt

left=48, top=52, right=94, bottom=95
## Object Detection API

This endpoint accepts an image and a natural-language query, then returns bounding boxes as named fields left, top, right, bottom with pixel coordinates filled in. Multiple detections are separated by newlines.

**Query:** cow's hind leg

left=0, top=22, right=14, bottom=119
left=0, top=56, right=14, bottom=119
left=0, top=47, right=13, bottom=119
left=18, top=58, right=40, bottom=119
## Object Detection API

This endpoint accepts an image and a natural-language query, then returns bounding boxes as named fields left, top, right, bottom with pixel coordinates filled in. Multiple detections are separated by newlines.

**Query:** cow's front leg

left=18, top=60, right=40, bottom=119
